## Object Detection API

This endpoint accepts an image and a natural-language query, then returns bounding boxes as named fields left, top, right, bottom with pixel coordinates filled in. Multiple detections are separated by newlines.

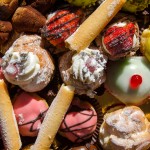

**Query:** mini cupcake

left=1, top=34, right=55, bottom=92
left=59, top=97, right=98, bottom=143
left=59, top=48, right=107, bottom=97
left=13, top=91, right=49, bottom=137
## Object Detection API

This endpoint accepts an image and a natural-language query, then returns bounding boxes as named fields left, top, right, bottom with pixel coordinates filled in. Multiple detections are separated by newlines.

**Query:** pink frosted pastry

left=59, top=97, right=97, bottom=143
left=13, top=92, right=49, bottom=137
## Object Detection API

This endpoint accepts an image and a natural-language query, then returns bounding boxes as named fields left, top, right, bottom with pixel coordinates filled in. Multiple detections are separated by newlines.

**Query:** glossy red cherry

left=130, top=74, right=142, bottom=89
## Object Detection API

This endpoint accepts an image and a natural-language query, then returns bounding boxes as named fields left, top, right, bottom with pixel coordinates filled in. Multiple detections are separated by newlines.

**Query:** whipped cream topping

left=71, top=48, right=107, bottom=84
left=1, top=51, right=40, bottom=85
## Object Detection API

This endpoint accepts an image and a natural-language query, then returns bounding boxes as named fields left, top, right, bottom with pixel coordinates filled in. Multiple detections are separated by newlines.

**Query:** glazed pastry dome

left=105, top=56, right=150, bottom=105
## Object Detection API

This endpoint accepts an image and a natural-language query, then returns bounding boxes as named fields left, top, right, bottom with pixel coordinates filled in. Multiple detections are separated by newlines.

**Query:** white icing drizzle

left=71, top=48, right=107, bottom=84
left=1, top=51, right=40, bottom=85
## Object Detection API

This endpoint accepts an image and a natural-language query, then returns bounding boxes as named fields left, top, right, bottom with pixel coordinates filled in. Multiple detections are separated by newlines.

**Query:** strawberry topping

left=41, top=8, right=83, bottom=47
left=103, top=22, right=136, bottom=56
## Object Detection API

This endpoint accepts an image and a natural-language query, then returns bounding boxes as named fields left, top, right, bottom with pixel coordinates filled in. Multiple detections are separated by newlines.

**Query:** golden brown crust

left=0, top=79, right=21, bottom=150
left=12, top=6, right=46, bottom=33
left=99, top=106, right=150, bottom=150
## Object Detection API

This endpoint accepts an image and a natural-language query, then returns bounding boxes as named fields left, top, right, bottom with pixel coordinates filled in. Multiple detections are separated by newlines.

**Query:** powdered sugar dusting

left=107, top=0, right=120, bottom=17
left=18, top=114, right=24, bottom=125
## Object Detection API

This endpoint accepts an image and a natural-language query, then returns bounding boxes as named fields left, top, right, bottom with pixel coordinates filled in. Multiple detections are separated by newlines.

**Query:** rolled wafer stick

left=31, top=84, right=75, bottom=150
left=0, top=79, right=21, bottom=150
left=65, top=0, right=126, bottom=52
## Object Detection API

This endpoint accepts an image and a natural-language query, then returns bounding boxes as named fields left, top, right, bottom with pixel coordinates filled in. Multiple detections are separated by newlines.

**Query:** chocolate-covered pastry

left=0, top=21, right=12, bottom=44
left=0, top=0, right=19, bottom=20
left=25, top=0, right=56, bottom=14
left=12, top=6, right=46, bottom=33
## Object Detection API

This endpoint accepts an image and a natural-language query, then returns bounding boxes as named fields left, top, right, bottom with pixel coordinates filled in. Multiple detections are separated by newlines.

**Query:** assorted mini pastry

left=99, top=106, right=150, bottom=150
left=0, top=0, right=150, bottom=150
left=59, top=47, right=107, bottom=97
left=13, top=91, right=49, bottom=137
left=96, top=15, right=140, bottom=59
left=1, top=34, right=55, bottom=92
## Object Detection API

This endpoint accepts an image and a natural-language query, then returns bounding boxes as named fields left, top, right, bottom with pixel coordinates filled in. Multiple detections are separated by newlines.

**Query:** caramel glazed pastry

left=1, top=34, right=55, bottom=92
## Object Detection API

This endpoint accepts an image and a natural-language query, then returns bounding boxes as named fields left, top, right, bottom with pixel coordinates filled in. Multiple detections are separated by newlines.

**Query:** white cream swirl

left=71, top=48, right=107, bottom=84
left=1, top=51, right=40, bottom=85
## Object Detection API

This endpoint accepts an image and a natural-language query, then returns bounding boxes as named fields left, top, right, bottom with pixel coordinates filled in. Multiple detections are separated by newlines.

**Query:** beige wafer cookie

left=65, top=0, right=126, bottom=52
left=0, top=79, right=21, bottom=150
left=31, top=84, right=75, bottom=150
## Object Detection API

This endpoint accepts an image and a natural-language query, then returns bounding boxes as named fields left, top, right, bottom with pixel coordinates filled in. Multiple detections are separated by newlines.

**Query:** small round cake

left=99, top=106, right=150, bottom=150
left=105, top=56, right=150, bottom=105
left=13, top=92, right=49, bottom=137
left=59, top=97, right=97, bottom=143
left=97, top=16, right=139, bottom=59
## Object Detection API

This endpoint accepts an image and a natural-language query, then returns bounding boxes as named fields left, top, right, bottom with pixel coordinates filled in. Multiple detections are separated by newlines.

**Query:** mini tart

left=1, top=34, right=55, bottom=92
left=105, top=56, right=150, bottom=105
left=59, top=48, right=107, bottom=97
left=96, top=16, right=139, bottom=59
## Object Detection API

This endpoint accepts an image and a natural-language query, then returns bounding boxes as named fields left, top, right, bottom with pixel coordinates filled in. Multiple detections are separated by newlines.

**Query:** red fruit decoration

left=41, top=8, right=83, bottom=47
left=130, top=74, right=142, bottom=89
left=103, top=22, right=136, bottom=56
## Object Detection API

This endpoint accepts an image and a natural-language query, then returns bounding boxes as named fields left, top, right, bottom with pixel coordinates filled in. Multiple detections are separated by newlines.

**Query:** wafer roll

left=65, top=0, right=126, bottom=52
left=31, top=84, right=75, bottom=150
left=0, top=79, right=21, bottom=150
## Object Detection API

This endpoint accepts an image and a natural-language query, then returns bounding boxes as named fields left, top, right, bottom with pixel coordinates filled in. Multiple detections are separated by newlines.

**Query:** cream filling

left=2, top=51, right=40, bottom=85
left=71, top=48, right=107, bottom=84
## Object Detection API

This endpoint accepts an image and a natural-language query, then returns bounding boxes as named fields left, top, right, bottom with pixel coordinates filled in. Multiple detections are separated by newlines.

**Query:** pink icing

left=60, top=98, right=97, bottom=143
left=13, top=92, right=48, bottom=137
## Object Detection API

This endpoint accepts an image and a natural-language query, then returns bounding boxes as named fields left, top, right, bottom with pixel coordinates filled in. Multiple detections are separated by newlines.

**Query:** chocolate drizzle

left=18, top=109, right=48, bottom=132
left=60, top=105, right=97, bottom=143
left=41, top=8, right=82, bottom=44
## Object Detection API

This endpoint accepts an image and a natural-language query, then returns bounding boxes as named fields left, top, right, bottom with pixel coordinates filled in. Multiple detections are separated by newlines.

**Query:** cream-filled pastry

left=99, top=106, right=150, bottom=150
left=59, top=48, right=107, bottom=97
left=1, top=34, right=55, bottom=92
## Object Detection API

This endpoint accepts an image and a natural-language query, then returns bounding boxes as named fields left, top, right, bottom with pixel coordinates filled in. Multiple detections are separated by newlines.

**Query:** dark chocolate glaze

left=18, top=109, right=48, bottom=132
